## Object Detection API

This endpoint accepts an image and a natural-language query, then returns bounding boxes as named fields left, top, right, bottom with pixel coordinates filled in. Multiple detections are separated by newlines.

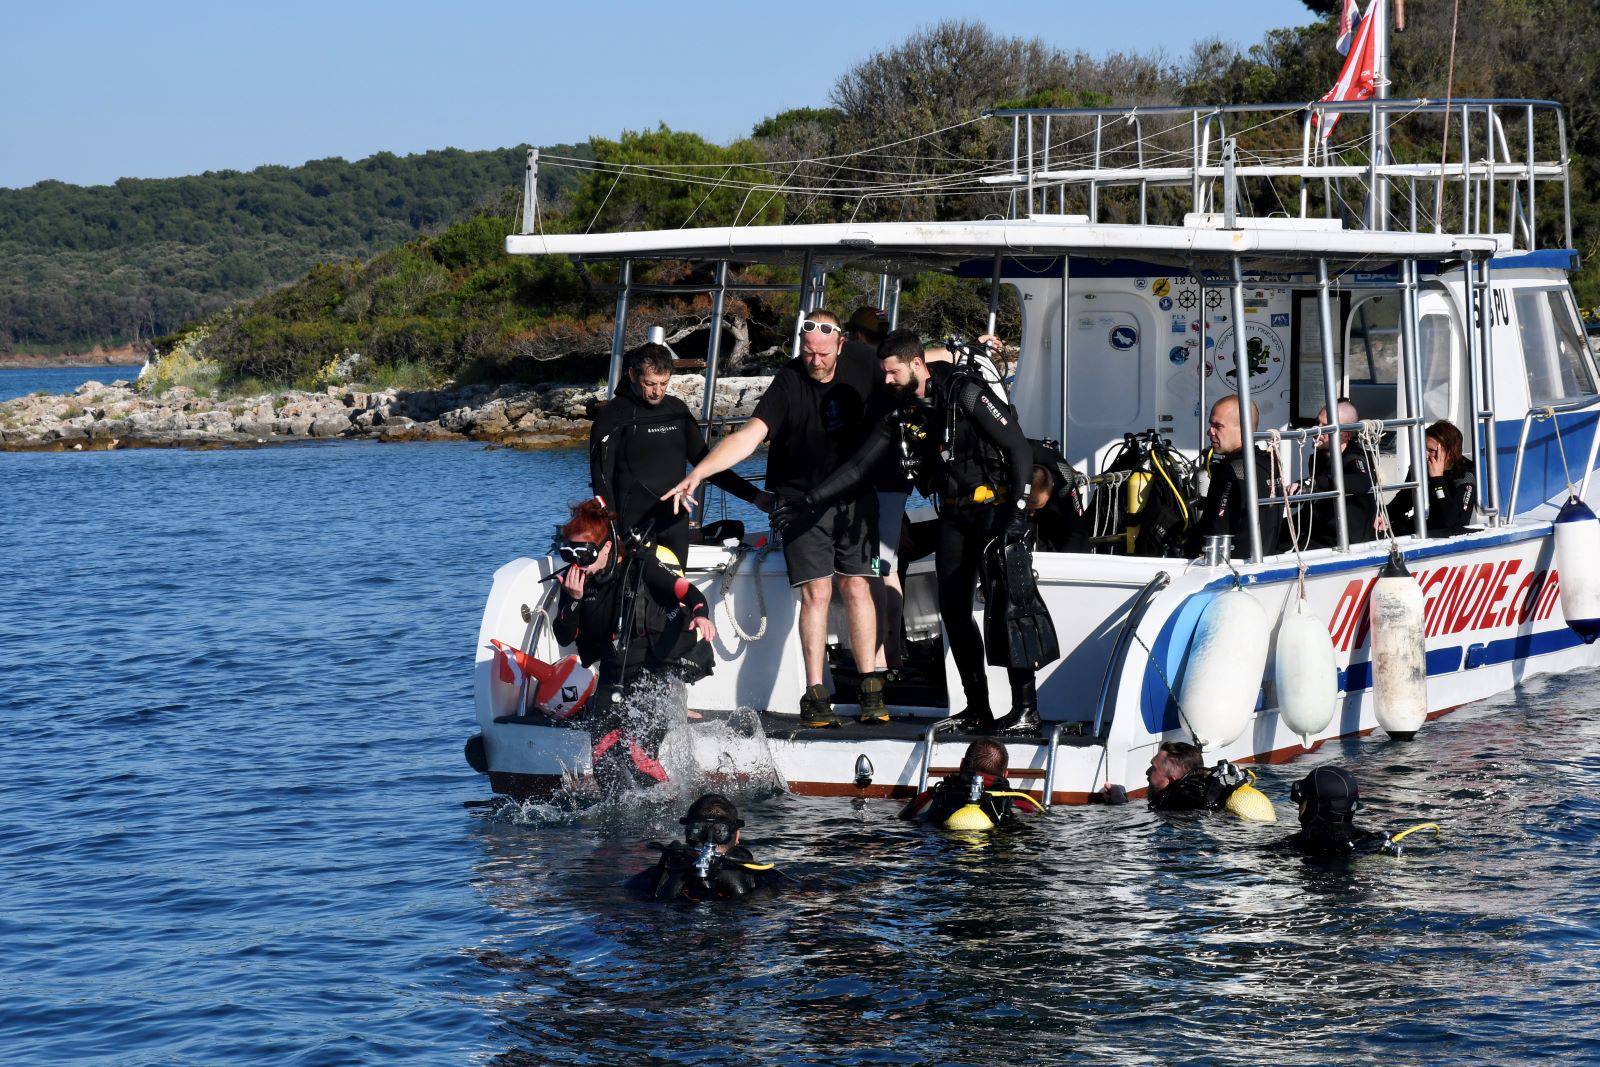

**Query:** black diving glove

left=1003, top=502, right=1031, bottom=544
left=769, top=486, right=814, bottom=539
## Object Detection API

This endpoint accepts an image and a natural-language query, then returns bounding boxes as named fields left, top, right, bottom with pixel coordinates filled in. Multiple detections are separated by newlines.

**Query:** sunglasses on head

left=556, top=540, right=602, bottom=566
left=800, top=320, right=842, bottom=336
left=682, top=816, right=742, bottom=846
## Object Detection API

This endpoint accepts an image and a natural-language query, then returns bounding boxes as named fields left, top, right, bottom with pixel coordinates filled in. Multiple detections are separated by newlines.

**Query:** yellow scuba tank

left=1213, top=762, right=1278, bottom=822
left=943, top=804, right=998, bottom=831
left=1123, top=470, right=1152, bottom=553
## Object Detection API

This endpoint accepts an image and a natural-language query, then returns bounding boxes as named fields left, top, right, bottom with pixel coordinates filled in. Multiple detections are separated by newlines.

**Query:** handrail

left=985, top=98, right=1565, bottom=119
left=1040, top=721, right=1067, bottom=811
left=916, top=715, right=965, bottom=795
left=1091, top=571, right=1172, bottom=739
left=1505, top=397, right=1600, bottom=520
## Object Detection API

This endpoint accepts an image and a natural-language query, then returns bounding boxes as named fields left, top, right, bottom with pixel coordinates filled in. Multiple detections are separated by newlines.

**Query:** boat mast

left=1373, top=0, right=1391, bottom=229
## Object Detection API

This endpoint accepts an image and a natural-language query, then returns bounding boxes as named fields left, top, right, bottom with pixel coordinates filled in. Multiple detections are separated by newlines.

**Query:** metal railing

left=984, top=99, right=1571, bottom=250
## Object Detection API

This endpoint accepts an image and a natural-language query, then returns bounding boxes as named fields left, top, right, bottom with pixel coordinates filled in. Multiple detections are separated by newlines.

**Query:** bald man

left=1185, top=395, right=1283, bottom=559
left=1303, top=399, right=1376, bottom=548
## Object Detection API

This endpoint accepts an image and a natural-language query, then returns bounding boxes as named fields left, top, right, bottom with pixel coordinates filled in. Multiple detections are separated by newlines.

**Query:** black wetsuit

left=1277, top=822, right=1387, bottom=858
left=626, top=843, right=780, bottom=901
left=553, top=553, right=712, bottom=789
left=589, top=381, right=764, bottom=566
left=1304, top=447, right=1377, bottom=549
left=1386, top=460, right=1477, bottom=536
left=807, top=362, right=1036, bottom=715
left=899, top=771, right=1034, bottom=825
left=1148, top=768, right=1234, bottom=812
left=1186, top=449, right=1284, bottom=559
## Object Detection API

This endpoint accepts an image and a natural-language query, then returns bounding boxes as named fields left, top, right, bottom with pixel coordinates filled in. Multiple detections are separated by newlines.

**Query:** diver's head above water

left=1147, top=741, right=1204, bottom=794
left=681, top=793, right=745, bottom=855
left=959, top=737, right=1009, bottom=779
left=878, top=329, right=930, bottom=399
left=1291, top=765, right=1360, bottom=829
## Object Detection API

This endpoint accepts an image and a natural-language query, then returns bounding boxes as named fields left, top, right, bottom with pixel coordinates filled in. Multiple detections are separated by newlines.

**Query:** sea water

left=3, top=384, right=1600, bottom=1063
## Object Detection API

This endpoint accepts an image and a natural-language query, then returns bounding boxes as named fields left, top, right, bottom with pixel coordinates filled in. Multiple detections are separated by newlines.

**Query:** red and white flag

left=1315, top=0, right=1382, bottom=142
left=1335, top=0, right=1360, bottom=54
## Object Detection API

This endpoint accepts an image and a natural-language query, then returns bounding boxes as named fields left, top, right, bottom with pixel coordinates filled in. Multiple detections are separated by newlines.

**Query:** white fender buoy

left=1178, top=587, right=1269, bottom=748
left=1554, top=496, right=1600, bottom=644
left=1369, top=552, right=1428, bottom=741
left=1273, top=597, right=1339, bottom=746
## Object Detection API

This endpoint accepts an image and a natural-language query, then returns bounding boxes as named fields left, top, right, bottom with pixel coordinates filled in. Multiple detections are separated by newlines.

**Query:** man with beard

left=780, top=329, right=1052, bottom=735
left=662, top=309, right=882, bottom=728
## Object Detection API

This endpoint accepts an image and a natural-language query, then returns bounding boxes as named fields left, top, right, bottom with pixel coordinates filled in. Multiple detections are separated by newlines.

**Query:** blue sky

left=5, top=0, right=1314, bottom=188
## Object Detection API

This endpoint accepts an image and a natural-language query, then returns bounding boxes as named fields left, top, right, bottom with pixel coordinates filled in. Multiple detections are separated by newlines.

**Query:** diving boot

left=992, top=679, right=1042, bottom=736
left=857, top=673, right=890, bottom=725
left=799, top=684, right=841, bottom=729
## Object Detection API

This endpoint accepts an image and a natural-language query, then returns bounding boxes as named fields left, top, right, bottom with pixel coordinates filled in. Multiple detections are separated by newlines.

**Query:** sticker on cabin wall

left=1171, top=318, right=1187, bottom=334
left=1135, top=278, right=1148, bottom=289
left=1205, top=289, right=1224, bottom=309
left=1110, top=325, right=1139, bottom=351
left=1158, top=296, right=1173, bottom=311
left=1244, top=298, right=1268, bottom=312
left=1178, top=288, right=1198, bottom=309
left=1168, top=345, right=1189, bottom=365
left=1077, top=317, right=1096, bottom=330
left=1152, top=278, right=1171, bottom=297
left=1271, top=313, right=1290, bottom=327
left=1212, top=321, right=1287, bottom=393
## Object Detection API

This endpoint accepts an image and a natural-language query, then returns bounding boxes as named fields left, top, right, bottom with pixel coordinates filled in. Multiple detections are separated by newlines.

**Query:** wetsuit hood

left=1293, top=766, right=1360, bottom=828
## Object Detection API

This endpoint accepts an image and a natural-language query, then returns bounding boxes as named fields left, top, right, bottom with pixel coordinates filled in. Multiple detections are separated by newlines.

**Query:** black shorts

left=782, top=493, right=879, bottom=586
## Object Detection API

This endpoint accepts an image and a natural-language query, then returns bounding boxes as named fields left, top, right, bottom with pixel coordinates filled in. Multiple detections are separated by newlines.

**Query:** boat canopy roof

left=505, top=216, right=1508, bottom=272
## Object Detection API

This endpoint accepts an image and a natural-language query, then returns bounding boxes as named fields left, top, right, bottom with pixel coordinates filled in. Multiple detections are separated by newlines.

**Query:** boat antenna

left=1434, top=0, right=1463, bottom=233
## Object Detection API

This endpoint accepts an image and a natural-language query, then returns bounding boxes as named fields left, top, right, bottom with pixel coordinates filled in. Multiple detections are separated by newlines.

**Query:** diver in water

left=552, top=499, right=718, bottom=792
left=1279, top=765, right=1387, bottom=857
left=900, top=737, right=1044, bottom=828
left=629, top=793, right=781, bottom=901
left=778, top=330, right=1057, bottom=735
left=1144, top=741, right=1275, bottom=820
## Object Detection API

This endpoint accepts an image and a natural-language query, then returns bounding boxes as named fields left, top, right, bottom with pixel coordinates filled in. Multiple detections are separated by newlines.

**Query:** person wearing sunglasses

left=552, top=499, right=718, bottom=791
left=662, top=308, right=884, bottom=730
left=590, top=343, right=771, bottom=572
left=628, top=793, right=780, bottom=901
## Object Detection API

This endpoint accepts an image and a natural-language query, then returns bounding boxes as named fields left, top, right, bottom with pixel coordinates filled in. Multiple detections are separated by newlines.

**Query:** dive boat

left=468, top=91, right=1600, bottom=805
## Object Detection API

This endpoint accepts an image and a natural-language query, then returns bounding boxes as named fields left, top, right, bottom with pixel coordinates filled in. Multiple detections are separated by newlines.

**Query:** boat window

left=1418, top=313, right=1454, bottom=425
left=1344, top=295, right=1400, bottom=433
left=1516, top=288, right=1597, bottom=405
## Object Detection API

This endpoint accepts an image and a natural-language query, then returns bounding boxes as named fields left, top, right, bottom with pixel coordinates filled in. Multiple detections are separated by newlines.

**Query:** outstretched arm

left=661, top=418, right=768, bottom=514
left=806, top=422, right=895, bottom=507
left=684, top=415, right=766, bottom=506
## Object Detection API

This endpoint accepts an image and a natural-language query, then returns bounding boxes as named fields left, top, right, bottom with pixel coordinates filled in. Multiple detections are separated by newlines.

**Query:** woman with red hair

left=551, top=499, right=717, bottom=791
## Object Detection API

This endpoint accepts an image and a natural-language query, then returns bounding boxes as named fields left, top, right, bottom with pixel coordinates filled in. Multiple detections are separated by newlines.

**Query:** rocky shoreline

left=0, top=374, right=770, bottom=452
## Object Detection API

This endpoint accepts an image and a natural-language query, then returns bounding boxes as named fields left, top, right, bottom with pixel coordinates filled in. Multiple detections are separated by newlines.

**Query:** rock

left=438, top=406, right=476, bottom=433
left=309, top=415, right=351, bottom=438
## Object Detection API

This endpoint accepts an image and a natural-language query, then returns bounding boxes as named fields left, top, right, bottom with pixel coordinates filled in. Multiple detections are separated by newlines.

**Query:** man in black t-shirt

left=663, top=309, right=882, bottom=728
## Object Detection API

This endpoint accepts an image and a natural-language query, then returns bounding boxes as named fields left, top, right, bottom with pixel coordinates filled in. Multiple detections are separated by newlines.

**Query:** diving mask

left=555, top=540, right=603, bottom=567
left=682, top=816, right=742, bottom=847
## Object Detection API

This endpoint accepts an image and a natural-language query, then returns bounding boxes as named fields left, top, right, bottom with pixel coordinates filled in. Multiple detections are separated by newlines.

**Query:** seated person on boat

left=553, top=500, right=717, bottom=791
left=628, top=793, right=780, bottom=901
left=1186, top=396, right=1284, bottom=559
left=588, top=343, right=770, bottom=571
left=664, top=309, right=883, bottom=729
left=783, top=330, right=1055, bottom=736
left=900, top=738, right=1044, bottom=829
left=1383, top=420, right=1477, bottom=537
left=1298, top=400, right=1377, bottom=550
left=1029, top=439, right=1089, bottom=553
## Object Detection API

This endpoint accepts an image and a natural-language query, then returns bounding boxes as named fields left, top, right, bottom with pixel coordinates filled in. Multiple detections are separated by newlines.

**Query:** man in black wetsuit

left=1280, top=765, right=1385, bottom=857
left=1186, top=395, right=1283, bottom=559
left=1029, top=439, right=1089, bottom=553
left=589, top=343, right=770, bottom=570
left=793, top=330, right=1046, bottom=735
left=663, top=310, right=882, bottom=729
left=1298, top=399, right=1376, bottom=550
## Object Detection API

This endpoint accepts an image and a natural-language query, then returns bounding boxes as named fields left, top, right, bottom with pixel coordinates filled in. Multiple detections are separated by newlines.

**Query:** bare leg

left=836, top=574, right=878, bottom=677
left=876, top=570, right=904, bottom=672
left=798, top=578, right=833, bottom=688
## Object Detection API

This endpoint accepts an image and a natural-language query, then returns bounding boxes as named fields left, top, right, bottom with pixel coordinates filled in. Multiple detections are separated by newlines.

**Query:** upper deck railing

left=982, top=99, right=1571, bottom=251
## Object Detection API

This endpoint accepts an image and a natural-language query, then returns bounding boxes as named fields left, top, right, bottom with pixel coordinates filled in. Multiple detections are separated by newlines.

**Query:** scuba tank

left=937, top=338, right=1019, bottom=508
left=943, top=774, right=1000, bottom=831
left=1088, top=431, right=1196, bottom=556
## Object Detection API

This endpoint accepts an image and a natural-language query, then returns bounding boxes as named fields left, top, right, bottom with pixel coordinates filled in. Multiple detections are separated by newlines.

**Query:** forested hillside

left=0, top=145, right=589, bottom=351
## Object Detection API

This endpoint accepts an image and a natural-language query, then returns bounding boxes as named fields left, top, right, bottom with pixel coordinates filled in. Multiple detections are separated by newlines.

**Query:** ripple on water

left=4, top=440, right=1600, bottom=1064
